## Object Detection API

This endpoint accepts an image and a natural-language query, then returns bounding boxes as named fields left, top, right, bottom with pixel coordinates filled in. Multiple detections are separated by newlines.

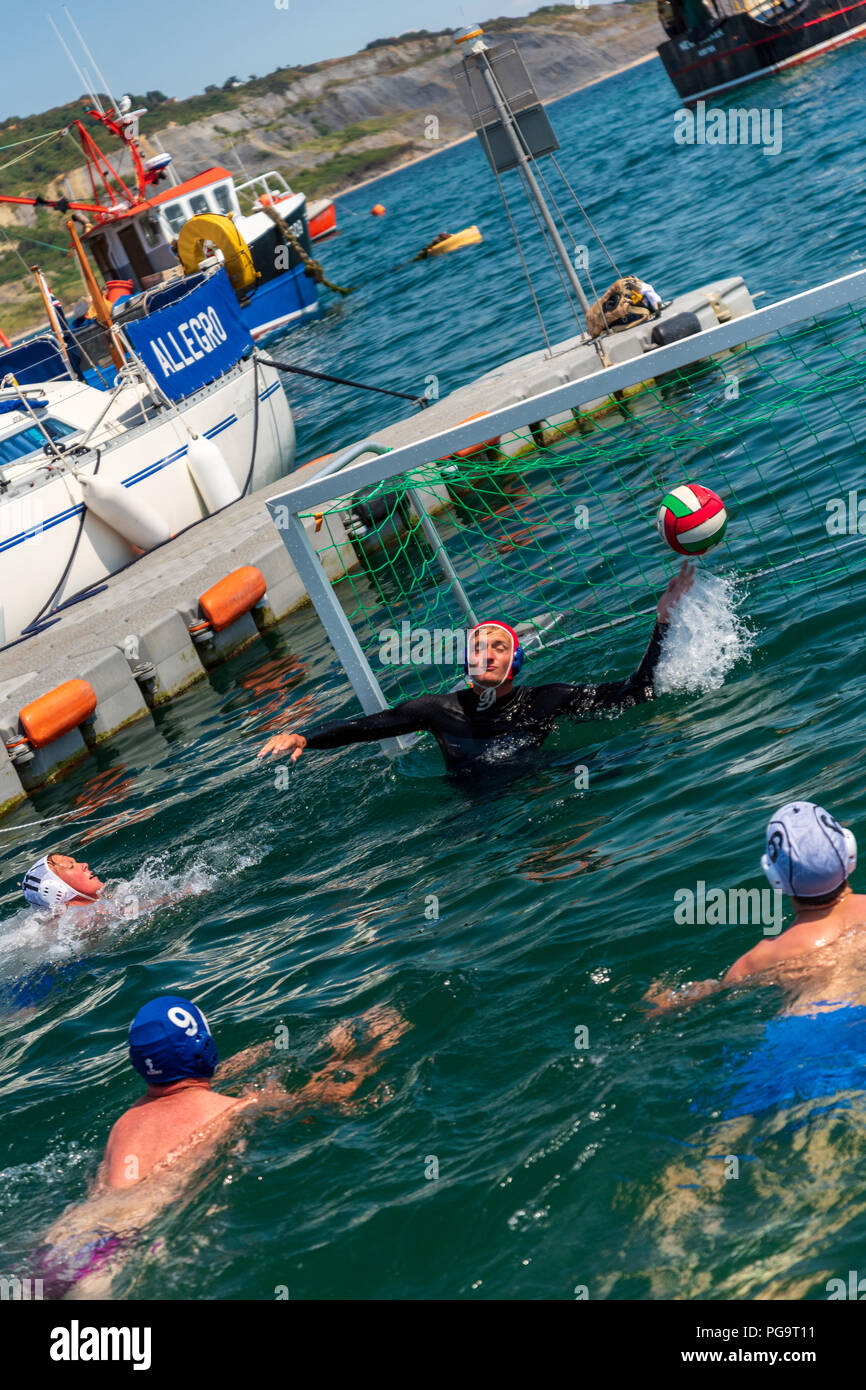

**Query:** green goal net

left=299, top=294, right=866, bottom=708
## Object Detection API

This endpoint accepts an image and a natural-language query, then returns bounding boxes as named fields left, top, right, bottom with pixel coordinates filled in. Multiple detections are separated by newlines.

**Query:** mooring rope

left=260, top=204, right=351, bottom=295
left=254, top=353, right=429, bottom=409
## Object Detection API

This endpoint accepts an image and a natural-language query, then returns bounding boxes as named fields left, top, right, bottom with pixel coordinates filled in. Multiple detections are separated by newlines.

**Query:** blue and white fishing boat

left=0, top=100, right=320, bottom=347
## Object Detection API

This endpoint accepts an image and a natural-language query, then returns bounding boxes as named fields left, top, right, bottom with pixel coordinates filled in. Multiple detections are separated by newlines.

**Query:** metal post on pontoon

left=454, top=24, right=594, bottom=326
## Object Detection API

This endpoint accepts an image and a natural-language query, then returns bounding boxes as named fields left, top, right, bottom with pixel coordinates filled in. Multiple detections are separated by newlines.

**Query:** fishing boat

left=0, top=101, right=321, bottom=345
left=307, top=198, right=338, bottom=242
left=657, top=0, right=866, bottom=102
left=0, top=263, right=295, bottom=648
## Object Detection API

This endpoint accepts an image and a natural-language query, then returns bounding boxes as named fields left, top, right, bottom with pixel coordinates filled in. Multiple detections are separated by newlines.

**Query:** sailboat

left=0, top=238, right=295, bottom=648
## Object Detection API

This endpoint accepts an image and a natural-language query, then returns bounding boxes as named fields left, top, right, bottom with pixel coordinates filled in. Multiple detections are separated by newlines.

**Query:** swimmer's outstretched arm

left=645, top=936, right=788, bottom=1013
left=643, top=978, right=722, bottom=1015
left=257, top=698, right=438, bottom=763
left=240, top=1007, right=410, bottom=1113
left=559, top=562, right=694, bottom=717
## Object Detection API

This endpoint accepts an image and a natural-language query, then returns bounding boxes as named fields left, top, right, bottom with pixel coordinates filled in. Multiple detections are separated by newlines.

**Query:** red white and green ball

left=656, top=483, right=727, bottom=556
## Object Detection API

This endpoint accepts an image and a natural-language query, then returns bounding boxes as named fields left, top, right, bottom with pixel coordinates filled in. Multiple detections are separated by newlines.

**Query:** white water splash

left=654, top=569, right=754, bottom=695
left=0, top=839, right=269, bottom=980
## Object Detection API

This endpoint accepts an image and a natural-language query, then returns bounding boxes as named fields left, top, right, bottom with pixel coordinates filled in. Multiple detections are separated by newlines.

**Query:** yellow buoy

left=426, top=226, right=483, bottom=256
left=176, top=214, right=258, bottom=297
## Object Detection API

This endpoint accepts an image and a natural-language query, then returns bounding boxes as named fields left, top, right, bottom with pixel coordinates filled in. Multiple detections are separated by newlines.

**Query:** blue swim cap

left=128, top=995, right=218, bottom=1085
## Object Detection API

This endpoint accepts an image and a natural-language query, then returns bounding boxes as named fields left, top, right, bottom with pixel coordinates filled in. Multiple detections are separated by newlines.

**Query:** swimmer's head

left=21, top=854, right=104, bottom=908
left=129, top=996, right=219, bottom=1087
left=761, top=801, right=857, bottom=904
left=465, top=620, right=525, bottom=690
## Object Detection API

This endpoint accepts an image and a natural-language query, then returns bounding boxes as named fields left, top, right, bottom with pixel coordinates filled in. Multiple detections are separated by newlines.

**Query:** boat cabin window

left=0, top=418, right=78, bottom=467
left=189, top=193, right=210, bottom=216
left=138, top=213, right=165, bottom=249
left=163, top=203, right=187, bottom=235
left=212, top=184, right=233, bottom=216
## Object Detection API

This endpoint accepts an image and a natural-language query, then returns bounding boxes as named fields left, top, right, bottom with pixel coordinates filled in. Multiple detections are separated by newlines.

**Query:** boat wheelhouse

left=81, top=164, right=320, bottom=343
left=0, top=102, right=324, bottom=347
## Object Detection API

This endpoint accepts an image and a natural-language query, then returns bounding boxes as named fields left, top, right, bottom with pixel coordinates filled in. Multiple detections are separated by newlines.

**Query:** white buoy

left=186, top=434, right=242, bottom=511
left=78, top=474, right=171, bottom=550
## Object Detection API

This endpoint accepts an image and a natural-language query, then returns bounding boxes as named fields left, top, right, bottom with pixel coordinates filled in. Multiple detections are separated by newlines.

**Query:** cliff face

left=61, top=5, right=661, bottom=199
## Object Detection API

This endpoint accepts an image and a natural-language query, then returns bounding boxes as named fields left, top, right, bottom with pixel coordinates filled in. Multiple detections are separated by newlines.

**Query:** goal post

left=267, top=267, right=866, bottom=749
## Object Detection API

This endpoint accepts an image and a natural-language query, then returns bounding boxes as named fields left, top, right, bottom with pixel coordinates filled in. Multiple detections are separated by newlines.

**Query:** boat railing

left=235, top=171, right=294, bottom=210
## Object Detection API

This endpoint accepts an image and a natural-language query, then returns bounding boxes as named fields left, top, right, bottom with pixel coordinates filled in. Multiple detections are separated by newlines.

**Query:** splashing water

left=654, top=569, right=754, bottom=696
left=0, top=840, right=269, bottom=984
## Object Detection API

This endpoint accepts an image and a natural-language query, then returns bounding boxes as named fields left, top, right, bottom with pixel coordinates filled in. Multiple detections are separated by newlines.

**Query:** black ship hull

left=658, top=0, right=866, bottom=102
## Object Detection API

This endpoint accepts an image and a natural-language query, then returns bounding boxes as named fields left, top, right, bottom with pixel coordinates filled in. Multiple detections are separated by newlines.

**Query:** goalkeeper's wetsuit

left=301, top=618, right=669, bottom=774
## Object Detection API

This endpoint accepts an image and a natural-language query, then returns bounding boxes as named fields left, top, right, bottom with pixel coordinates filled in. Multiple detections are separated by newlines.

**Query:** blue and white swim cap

left=761, top=801, right=857, bottom=899
left=128, top=996, right=218, bottom=1085
left=21, top=856, right=94, bottom=908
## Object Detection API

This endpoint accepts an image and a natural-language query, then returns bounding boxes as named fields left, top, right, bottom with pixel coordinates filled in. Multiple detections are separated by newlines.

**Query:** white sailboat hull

left=0, top=357, right=294, bottom=646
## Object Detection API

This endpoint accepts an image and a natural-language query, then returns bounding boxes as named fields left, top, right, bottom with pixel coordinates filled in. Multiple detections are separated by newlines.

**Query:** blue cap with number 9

left=128, top=995, right=219, bottom=1084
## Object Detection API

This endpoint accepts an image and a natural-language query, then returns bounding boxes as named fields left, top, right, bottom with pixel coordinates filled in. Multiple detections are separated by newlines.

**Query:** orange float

left=371, top=204, right=386, bottom=216
left=198, top=566, right=267, bottom=632
left=449, top=413, right=501, bottom=459
left=19, top=679, right=97, bottom=748
left=105, top=278, right=134, bottom=306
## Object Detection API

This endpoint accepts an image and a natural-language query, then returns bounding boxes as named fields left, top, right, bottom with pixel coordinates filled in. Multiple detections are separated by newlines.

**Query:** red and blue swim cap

left=465, top=620, right=525, bottom=682
left=129, top=995, right=219, bottom=1085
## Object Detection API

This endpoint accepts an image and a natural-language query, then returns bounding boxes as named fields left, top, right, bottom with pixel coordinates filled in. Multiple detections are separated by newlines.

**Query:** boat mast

left=65, top=220, right=125, bottom=369
left=453, top=23, right=623, bottom=356
left=29, top=266, right=74, bottom=375
left=63, top=6, right=122, bottom=115
left=47, top=14, right=103, bottom=112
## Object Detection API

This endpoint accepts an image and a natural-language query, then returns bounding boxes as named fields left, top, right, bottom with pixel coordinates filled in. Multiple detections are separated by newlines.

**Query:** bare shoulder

left=104, top=1100, right=147, bottom=1147
left=846, top=894, right=866, bottom=923
left=724, top=935, right=795, bottom=983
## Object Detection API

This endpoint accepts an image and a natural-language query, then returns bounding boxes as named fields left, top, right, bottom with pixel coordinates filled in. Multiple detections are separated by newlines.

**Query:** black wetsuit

left=303, top=619, right=669, bottom=773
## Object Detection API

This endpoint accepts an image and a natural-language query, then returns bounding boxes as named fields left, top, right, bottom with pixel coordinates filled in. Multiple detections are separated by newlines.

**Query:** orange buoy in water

left=19, top=679, right=97, bottom=748
left=371, top=204, right=386, bottom=216
left=198, top=566, right=266, bottom=632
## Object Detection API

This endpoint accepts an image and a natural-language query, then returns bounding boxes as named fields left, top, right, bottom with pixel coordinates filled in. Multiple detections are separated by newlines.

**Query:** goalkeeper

left=257, top=562, right=694, bottom=774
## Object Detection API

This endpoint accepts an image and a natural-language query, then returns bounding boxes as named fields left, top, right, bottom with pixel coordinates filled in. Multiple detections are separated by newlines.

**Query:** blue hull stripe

left=0, top=378, right=283, bottom=553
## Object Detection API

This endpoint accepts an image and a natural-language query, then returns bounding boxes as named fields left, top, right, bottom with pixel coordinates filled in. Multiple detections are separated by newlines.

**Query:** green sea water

left=3, top=44, right=866, bottom=1301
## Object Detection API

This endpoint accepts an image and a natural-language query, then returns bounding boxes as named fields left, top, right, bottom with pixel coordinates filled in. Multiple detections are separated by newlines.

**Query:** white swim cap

left=761, top=801, right=857, bottom=899
left=21, top=856, right=94, bottom=909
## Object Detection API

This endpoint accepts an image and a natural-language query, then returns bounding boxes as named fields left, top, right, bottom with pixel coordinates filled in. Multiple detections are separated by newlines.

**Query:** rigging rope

left=259, top=204, right=351, bottom=296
